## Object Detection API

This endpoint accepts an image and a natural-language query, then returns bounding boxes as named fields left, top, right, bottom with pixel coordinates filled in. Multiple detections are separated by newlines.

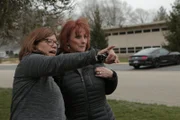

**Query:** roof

left=103, top=21, right=166, bottom=31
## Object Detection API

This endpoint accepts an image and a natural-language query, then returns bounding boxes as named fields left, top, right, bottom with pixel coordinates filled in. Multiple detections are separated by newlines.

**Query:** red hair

left=58, top=18, right=90, bottom=53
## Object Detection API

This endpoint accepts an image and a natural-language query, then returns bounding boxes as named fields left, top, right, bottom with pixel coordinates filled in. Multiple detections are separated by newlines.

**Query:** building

left=103, top=21, right=168, bottom=57
left=0, top=43, right=20, bottom=58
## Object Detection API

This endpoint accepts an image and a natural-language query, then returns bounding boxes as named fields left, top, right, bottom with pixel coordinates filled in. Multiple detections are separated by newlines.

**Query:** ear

left=33, top=44, right=37, bottom=51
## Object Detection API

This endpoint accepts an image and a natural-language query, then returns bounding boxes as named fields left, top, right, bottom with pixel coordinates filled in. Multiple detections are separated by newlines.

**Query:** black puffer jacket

left=55, top=64, right=118, bottom=120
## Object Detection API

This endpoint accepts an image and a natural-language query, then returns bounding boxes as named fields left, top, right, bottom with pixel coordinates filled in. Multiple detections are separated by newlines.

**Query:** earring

left=67, top=44, right=70, bottom=49
left=67, top=46, right=70, bottom=49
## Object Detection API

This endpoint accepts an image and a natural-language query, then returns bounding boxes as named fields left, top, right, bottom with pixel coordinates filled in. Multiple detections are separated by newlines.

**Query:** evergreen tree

left=153, top=6, right=168, bottom=21
left=90, top=7, right=108, bottom=49
left=0, top=0, right=73, bottom=46
left=163, top=0, right=180, bottom=52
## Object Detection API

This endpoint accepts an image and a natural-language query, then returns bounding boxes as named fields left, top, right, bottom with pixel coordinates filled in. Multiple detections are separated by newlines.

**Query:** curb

left=0, top=64, right=18, bottom=65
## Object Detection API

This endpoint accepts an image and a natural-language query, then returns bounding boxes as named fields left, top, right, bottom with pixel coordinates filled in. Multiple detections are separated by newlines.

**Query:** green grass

left=0, top=88, right=11, bottom=120
left=108, top=100, right=180, bottom=120
left=119, top=57, right=128, bottom=62
left=1, top=88, right=180, bottom=120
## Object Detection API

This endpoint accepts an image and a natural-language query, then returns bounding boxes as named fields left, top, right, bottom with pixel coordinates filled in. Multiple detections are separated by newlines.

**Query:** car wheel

left=133, top=65, right=140, bottom=69
left=153, top=59, right=160, bottom=68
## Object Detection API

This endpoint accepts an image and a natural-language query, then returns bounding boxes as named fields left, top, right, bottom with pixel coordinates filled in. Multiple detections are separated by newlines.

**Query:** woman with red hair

left=55, top=18, right=118, bottom=120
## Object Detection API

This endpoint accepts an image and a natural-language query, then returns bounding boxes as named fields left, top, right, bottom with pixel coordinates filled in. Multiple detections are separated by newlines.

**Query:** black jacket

left=55, top=64, right=118, bottom=120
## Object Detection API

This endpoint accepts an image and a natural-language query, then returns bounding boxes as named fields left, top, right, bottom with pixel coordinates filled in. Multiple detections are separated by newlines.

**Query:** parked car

left=129, top=48, right=180, bottom=69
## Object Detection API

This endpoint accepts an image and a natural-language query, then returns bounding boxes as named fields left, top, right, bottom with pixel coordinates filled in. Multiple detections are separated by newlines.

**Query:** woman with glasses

left=55, top=18, right=118, bottom=120
left=10, top=27, right=118, bottom=120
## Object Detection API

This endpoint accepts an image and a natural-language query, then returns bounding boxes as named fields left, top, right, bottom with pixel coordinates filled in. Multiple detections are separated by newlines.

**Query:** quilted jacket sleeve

left=105, top=70, right=118, bottom=95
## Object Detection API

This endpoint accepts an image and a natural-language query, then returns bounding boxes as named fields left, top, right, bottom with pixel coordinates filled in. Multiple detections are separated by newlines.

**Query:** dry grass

left=0, top=58, right=19, bottom=64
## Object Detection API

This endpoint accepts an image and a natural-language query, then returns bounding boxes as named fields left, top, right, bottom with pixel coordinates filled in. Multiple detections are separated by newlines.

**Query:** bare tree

left=75, top=0, right=160, bottom=26
left=101, top=0, right=133, bottom=27
left=130, top=8, right=151, bottom=24
left=77, top=0, right=133, bottom=27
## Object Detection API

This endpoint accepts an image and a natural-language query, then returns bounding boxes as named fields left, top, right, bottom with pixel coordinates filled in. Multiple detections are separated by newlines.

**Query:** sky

left=122, top=0, right=175, bottom=12
left=73, top=0, right=176, bottom=20
left=76, top=0, right=175, bottom=12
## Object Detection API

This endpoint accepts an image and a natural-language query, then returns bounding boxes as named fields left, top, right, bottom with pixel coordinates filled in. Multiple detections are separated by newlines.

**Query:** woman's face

left=68, top=28, right=88, bottom=53
left=36, top=35, right=58, bottom=56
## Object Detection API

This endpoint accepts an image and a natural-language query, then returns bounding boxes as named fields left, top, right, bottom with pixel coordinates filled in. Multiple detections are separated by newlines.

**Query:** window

left=160, top=48, right=169, bottom=55
left=135, top=30, right=142, bottom=34
left=120, top=48, right=126, bottom=53
left=152, top=28, right=160, bottom=32
left=136, top=48, right=157, bottom=55
left=127, top=31, right=134, bottom=34
left=152, top=50, right=160, bottom=55
left=119, top=32, right=126, bottom=35
left=128, top=47, right=134, bottom=53
left=112, top=32, right=118, bottom=35
left=105, top=33, right=111, bottom=36
left=135, top=47, right=142, bottom=52
left=6, top=51, right=9, bottom=55
left=113, top=48, right=119, bottom=53
left=161, top=27, right=168, bottom=31
left=143, top=29, right=151, bottom=33
left=153, top=46, right=160, bottom=48
left=144, top=46, right=151, bottom=49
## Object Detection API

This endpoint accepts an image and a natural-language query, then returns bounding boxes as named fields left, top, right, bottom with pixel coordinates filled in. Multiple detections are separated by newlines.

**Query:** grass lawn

left=1, top=88, right=180, bottom=120
left=0, top=88, right=11, bottom=120
left=119, top=57, right=128, bottom=63
left=109, top=100, right=180, bottom=120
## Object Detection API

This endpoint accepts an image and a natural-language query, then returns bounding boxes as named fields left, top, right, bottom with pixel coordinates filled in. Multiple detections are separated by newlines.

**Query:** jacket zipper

left=77, top=69, right=91, bottom=120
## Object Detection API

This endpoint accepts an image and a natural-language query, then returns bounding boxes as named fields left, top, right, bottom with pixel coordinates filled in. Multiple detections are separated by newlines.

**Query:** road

left=106, top=64, right=180, bottom=71
left=107, top=71, right=180, bottom=107
left=1, top=63, right=180, bottom=71
left=0, top=64, right=180, bottom=106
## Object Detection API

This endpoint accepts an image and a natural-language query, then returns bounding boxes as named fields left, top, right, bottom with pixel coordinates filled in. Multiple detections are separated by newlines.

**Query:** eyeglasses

left=34, top=38, right=60, bottom=48
left=44, top=39, right=60, bottom=47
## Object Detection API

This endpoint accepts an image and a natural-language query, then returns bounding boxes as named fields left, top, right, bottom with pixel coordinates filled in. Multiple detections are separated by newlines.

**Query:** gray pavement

left=0, top=70, right=180, bottom=107
left=0, top=70, right=14, bottom=88
left=107, top=71, right=180, bottom=107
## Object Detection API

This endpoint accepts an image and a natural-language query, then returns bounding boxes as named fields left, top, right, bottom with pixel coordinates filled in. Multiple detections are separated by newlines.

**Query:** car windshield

left=135, top=48, right=158, bottom=55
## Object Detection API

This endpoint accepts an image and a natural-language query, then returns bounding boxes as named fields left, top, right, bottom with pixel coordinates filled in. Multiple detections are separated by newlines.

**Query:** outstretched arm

left=17, top=46, right=116, bottom=77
